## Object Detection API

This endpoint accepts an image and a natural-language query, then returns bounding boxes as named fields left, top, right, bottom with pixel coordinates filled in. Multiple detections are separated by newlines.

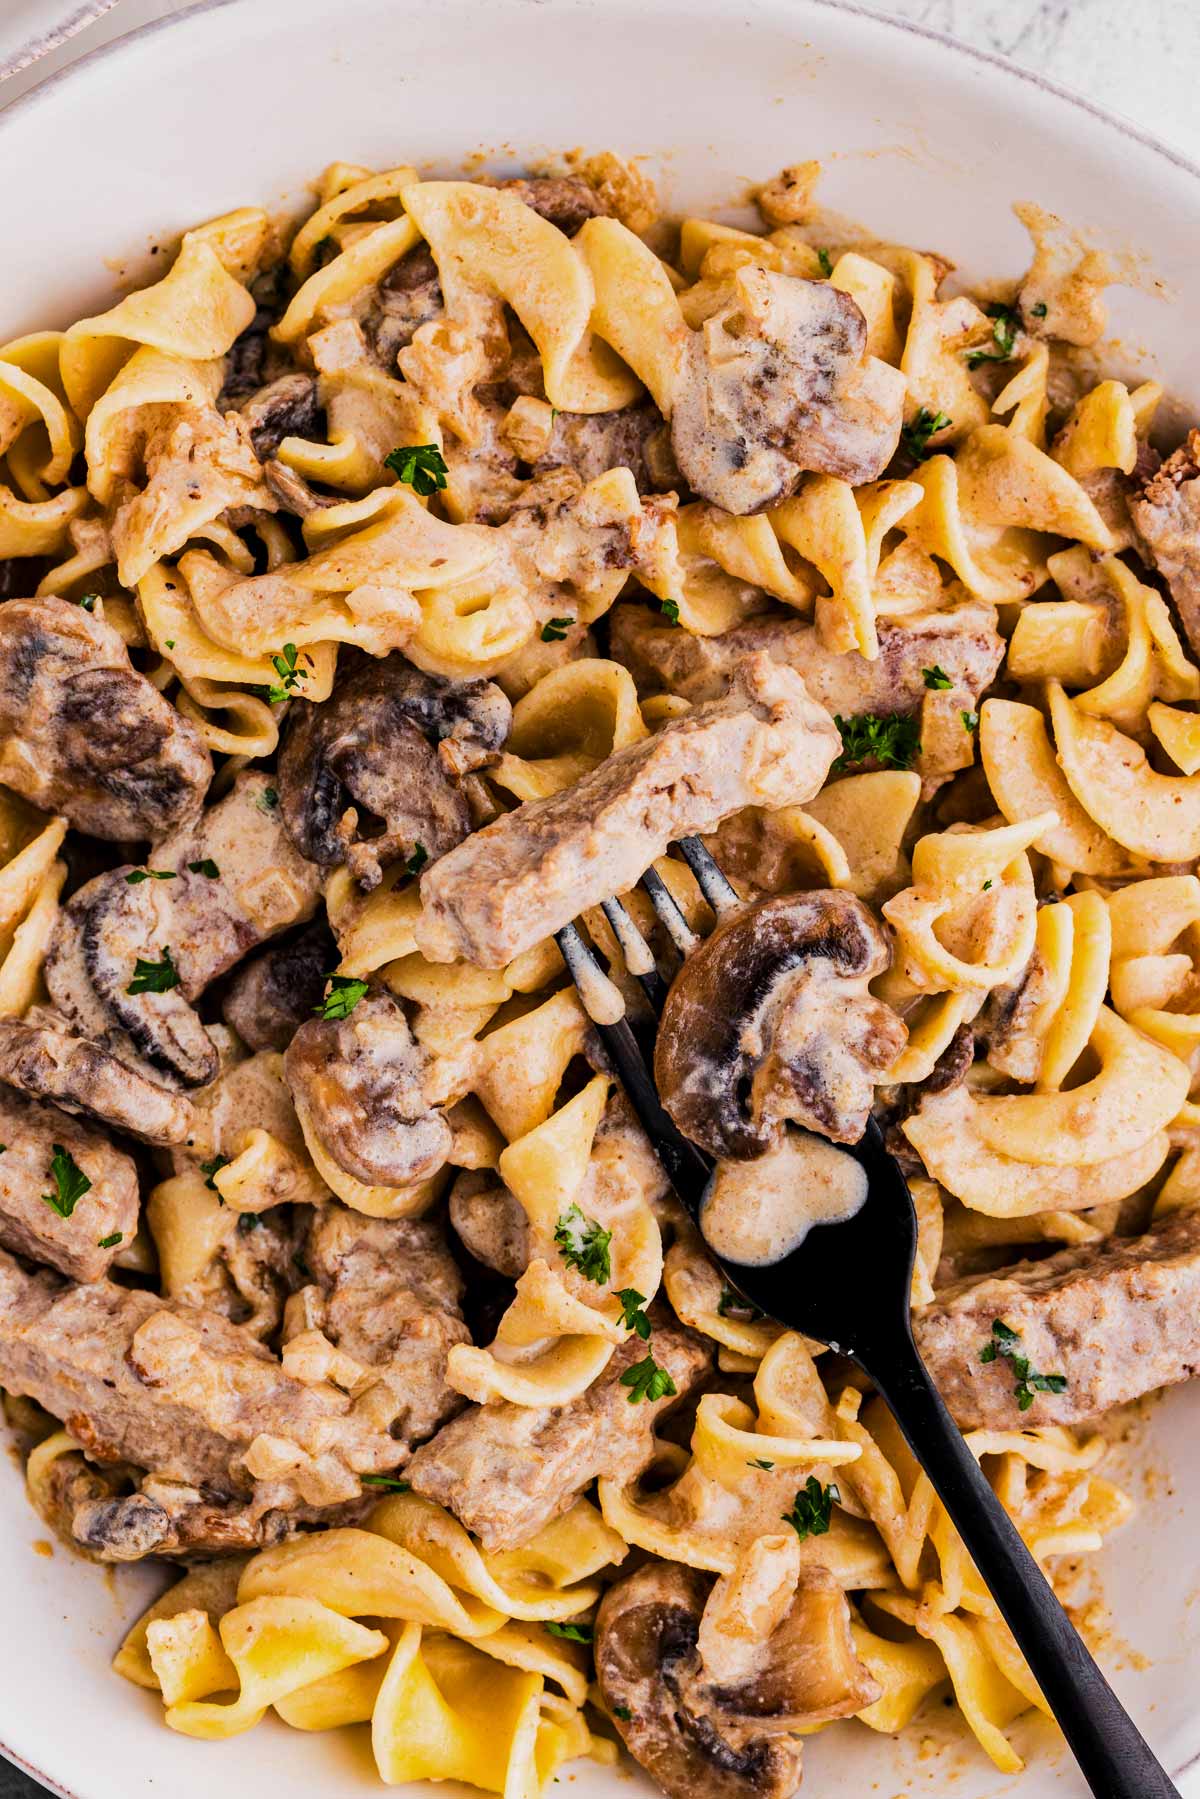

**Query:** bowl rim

left=1, top=1, right=1200, bottom=1795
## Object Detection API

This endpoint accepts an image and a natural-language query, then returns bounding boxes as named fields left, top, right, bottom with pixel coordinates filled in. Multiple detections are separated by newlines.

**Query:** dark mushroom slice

left=655, top=890, right=907, bottom=1159
left=365, top=242, right=445, bottom=368
left=237, top=372, right=323, bottom=460
left=0, top=1009, right=194, bottom=1146
left=263, top=459, right=342, bottom=518
left=490, top=175, right=613, bottom=236
left=284, top=989, right=452, bottom=1189
left=595, top=1560, right=876, bottom=1799
left=220, top=919, right=339, bottom=1053
left=277, top=654, right=512, bottom=890
left=447, top=1169, right=531, bottom=1277
left=670, top=270, right=905, bottom=514
left=1130, top=427, right=1200, bottom=658
left=0, top=1085, right=138, bottom=1282
left=0, top=595, right=211, bottom=840
left=218, top=261, right=293, bottom=407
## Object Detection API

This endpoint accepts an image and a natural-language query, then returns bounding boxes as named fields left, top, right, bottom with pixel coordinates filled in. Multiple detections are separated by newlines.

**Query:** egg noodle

left=0, top=151, right=1193, bottom=1797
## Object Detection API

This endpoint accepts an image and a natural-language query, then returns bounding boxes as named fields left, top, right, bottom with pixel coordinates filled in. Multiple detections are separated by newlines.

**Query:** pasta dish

left=0, top=149, right=1196, bottom=1798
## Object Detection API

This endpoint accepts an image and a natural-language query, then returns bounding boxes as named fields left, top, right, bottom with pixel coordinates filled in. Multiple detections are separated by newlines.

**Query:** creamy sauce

left=701, top=1129, right=867, bottom=1266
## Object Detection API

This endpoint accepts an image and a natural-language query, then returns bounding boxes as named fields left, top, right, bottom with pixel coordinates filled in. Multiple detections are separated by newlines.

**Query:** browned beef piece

left=0, top=1088, right=138, bottom=1281
left=294, top=1203, right=470, bottom=1446
left=533, top=401, right=670, bottom=492
left=915, top=1209, right=1200, bottom=1429
left=406, top=1317, right=712, bottom=1550
left=221, top=919, right=337, bottom=1052
left=0, top=596, right=211, bottom=840
left=0, top=1010, right=193, bottom=1146
left=610, top=601, right=1003, bottom=714
left=0, top=1249, right=410, bottom=1507
left=237, top=372, right=322, bottom=460
left=490, top=175, right=613, bottom=236
left=415, top=653, right=840, bottom=967
left=366, top=244, right=444, bottom=367
left=1130, top=429, right=1200, bottom=657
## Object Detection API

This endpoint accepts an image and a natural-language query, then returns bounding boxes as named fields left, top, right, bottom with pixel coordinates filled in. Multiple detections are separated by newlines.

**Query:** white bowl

left=0, top=0, right=121, bottom=81
left=2, top=2, right=1199, bottom=1794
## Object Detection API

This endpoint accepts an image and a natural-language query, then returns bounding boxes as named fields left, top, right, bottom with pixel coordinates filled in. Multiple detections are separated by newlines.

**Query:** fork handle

left=862, top=1328, right=1180, bottom=1799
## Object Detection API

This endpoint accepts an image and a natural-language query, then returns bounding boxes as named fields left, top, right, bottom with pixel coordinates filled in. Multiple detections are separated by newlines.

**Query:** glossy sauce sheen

left=700, top=1130, right=868, bottom=1266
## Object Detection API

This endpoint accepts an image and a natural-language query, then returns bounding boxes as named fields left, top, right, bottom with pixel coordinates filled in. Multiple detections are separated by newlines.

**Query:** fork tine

left=639, top=865, right=699, bottom=957
left=675, top=835, right=741, bottom=915
left=600, top=896, right=668, bottom=1014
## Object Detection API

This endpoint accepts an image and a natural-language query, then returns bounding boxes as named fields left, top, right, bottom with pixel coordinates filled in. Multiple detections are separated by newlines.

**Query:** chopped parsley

left=900, top=407, right=951, bottom=462
left=541, top=617, right=573, bottom=642
left=0, top=1146, right=6, bottom=1154
left=966, top=302, right=1021, bottom=368
left=616, top=1288, right=652, bottom=1340
left=782, top=1476, right=840, bottom=1541
left=983, top=879, right=993, bottom=892
left=257, top=786, right=279, bottom=814
left=403, top=843, right=429, bottom=881
left=545, top=1621, right=593, bottom=1644
left=42, top=1145, right=91, bottom=1219
left=385, top=442, right=449, bottom=497
left=747, top=1457, right=775, bottom=1471
left=1031, top=300, right=1048, bottom=318
left=125, top=868, right=177, bottom=885
left=187, top=858, right=220, bottom=879
left=620, top=1354, right=677, bottom=1405
left=612, top=1705, right=632, bottom=1722
left=832, top=711, right=920, bottom=773
left=76, top=594, right=98, bottom=612
left=199, top=1155, right=229, bottom=1193
left=816, top=247, right=833, bottom=277
left=263, top=642, right=310, bottom=705
left=554, top=1204, right=612, bottom=1285
left=165, top=639, right=176, bottom=649
left=316, top=974, right=370, bottom=1021
left=717, top=1282, right=761, bottom=1321
left=127, top=948, right=180, bottom=995
left=961, top=709, right=979, bottom=735
left=922, top=665, right=952, bottom=691
left=979, top=1319, right=1067, bottom=1412
left=660, top=598, right=681, bottom=624
left=98, top=1231, right=123, bottom=1249
left=360, top=1475, right=411, bottom=1491
left=237, top=1212, right=262, bottom=1235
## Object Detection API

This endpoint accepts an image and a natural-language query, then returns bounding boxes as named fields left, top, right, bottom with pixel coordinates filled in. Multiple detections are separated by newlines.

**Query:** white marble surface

left=2, top=0, right=1200, bottom=165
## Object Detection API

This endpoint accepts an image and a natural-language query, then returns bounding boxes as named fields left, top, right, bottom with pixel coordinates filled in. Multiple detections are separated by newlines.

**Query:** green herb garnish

left=961, top=709, right=979, bottom=734
left=98, top=1231, right=123, bottom=1249
left=125, top=868, right=176, bottom=884
left=816, top=247, right=833, bottom=277
left=76, top=594, right=98, bottom=612
left=237, top=1212, right=262, bottom=1234
left=42, top=1145, right=91, bottom=1219
left=541, top=617, right=573, bottom=642
left=747, top=1457, right=776, bottom=1470
left=554, top=1204, right=612, bottom=1285
left=782, top=1476, right=840, bottom=1541
left=385, top=442, right=449, bottom=497
left=922, top=665, right=952, bottom=691
left=717, top=1282, right=761, bottom=1321
left=979, top=1319, right=1067, bottom=1411
left=616, top=1288, right=652, bottom=1340
left=199, top=1155, right=229, bottom=1193
left=1031, top=301, right=1048, bottom=318
left=660, top=598, right=681, bottom=624
left=545, top=1621, right=593, bottom=1644
left=128, top=948, right=180, bottom=995
left=264, top=642, right=310, bottom=705
left=257, top=786, right=279, bottom=814
left=403, top=843, right=429, bottom=881
left=966, top=302, right=1020, bottom=368
left=620, top=1355, right=677, bottom=1405
left=900, top=407, right=951, bottom=462
left=316, top=974, right=370, bottom=1021
left=187, top=859, right=220, bottom=879
left=612, top=1705, right=632, bottom=1722
left=832, top=712, right=920, bottom=772
left=361, top=1475, right=411, bottom=1491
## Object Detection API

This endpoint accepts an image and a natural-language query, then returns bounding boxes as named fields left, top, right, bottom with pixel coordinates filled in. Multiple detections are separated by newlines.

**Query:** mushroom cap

left=654, top=889, right=906, bottom=1158
left=0, top=1010, right=194, bottom=1146
left=277, top=655, right=511, bottom=888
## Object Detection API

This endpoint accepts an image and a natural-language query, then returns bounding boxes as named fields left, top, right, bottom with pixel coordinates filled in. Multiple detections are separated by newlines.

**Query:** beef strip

left=0, top=1088, right=138, bottom=1282
left=287, top=1202, right=470, bottom=1446
left=532, top=400, right=671, bottom=493
left=237, top=372, right=323, bottom=460
left=1130, top=428, right=1200, bottom=657
left=415, top=652, right=840, bottom=966
left=406, top=1315, right=712, bottom=1550
left=365, top=243, right=444, bottom=368
left=0, top=1010, right=193, bottom=1146
left=915, top=1209, right=1200, bottom=1429
left=0, top=1248, right=421, bottom=1509
left=488, top=175, right=614, bottom=236
left=0, top=595, right=211, bottom=840
left=609, top=600, right=1003, bottom=714
left=220, top=919, right=338, bottom=1052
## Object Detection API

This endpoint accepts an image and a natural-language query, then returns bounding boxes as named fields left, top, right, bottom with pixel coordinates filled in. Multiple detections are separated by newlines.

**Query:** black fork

left=555, top=836, right=1181, bottom=1799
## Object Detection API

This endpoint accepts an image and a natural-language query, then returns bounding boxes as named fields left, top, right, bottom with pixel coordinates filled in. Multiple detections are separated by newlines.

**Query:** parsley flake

left=1031, top=300, right=1048, bottom=318
left=125, top=867, right=177, bottom=884
left=747, top=1457, right=775, bottom=1470
left=979, top=1319, right=1067, bottom=1411
left=554, top=1204, right=612, bottom=1285
left=983, top=879, right=993, bottom=892
left=263, top=642, right=310, bottom=705
left=545, top=1621, right=593, bottom=1644
left=42, top=1145, right=91, bottom=1219
left=620, top=1354, right=677, bottom=1405
left=922, top=665, right=952, bottom=691
left=717, top=1282, right=761, bottom=1321
left=961, top=709, right=979, bottom=734
left=385, top=442, right=449, bottom=497
left=187, top=858, right=220, bottom=879
left=612, top=1705, right=632, bottom=1722
left=98, top=1231, right=123, bottom=1249
left=660, top=598, right=681, bottom=624
left=76, top=593, right=99, bottom=612
left=900, top=407, right=951, bottom=462
left=128, top=948, right=180, bottom=995
left=199, top=1155, right=229, bottom=1193
left=783, top=1476, right=840, bottom=1541
left=816, top=247, right=833, bottom=277
left=966, top=303, right=1021, bottom=368
left=361, top=1475, right=411, bottom=1491
left=541, top=617, right=573, bottom=642
left=256, top=786, right=279, bottom=814
left=316, top=974, right=370, bottom=1021
left=616, top=1287, right=652, bottom=1340
left=404, top=843, right=429, bottom=881
left=833, top=712, right=920, bottom=773
left=165, top=639, right=176, bottom=649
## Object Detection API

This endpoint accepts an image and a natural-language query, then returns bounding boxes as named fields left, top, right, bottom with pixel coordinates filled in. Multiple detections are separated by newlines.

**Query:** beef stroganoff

left=0, top=150, right=1195, bottom=1795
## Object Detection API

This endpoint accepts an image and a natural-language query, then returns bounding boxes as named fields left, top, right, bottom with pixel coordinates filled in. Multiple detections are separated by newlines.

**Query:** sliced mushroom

left=595, top=1558, right=877, bottom=1799
left=220, top=919, right=338, bottom=1053
left=655, top=890, right=907, bottom=1157
left=263, top=458, right=342, bottom=518
left=218, top=261, right=292, bottom=407
left=366, top=242, right=445, bottom=368
left=448, top=1169, right=530, bottom=1276
left=237, top=372, right=322, bottom=460
left=284, top=988, right=451, bottom=1188
left=0, top=595, right=211, bottom=840
left=0, top=1009, right=194, bottom=1145
left=278, top=654, right=511, bottom=888
left=671, top=268, right=905, bottom=514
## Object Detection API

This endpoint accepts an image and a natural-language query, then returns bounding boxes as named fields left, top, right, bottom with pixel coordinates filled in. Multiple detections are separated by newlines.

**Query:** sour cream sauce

left=700, top=1129, right=868, bottom=1266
